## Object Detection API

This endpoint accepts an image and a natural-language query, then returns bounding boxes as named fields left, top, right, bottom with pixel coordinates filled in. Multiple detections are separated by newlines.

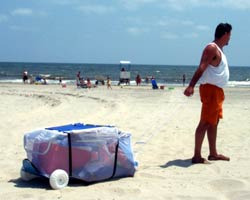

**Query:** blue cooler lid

left=45, top=123, right=106, bottom=132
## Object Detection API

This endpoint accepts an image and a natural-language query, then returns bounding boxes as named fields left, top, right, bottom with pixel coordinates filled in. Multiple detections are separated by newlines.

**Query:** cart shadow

left=9, top=177, right=51, bottom=189
left=160, top=158, right=192, bottom=168
left=9, top=177, right=123, bottom=189
left=68, top=177, right=123, bottom=188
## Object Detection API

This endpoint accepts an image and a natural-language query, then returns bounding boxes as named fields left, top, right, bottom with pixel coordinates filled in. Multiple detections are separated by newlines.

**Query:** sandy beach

left=0, top=83, right=250, bottom=200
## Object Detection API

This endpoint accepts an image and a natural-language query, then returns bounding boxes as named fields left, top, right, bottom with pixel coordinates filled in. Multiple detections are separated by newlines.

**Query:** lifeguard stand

left=119, top=61, right=131, bottom=85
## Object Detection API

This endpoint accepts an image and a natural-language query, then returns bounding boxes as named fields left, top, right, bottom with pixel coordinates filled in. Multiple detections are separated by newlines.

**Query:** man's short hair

left=215, top=23, right=232, bottom=39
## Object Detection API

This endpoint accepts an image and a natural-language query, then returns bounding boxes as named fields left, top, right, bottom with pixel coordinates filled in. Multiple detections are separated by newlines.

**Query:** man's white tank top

left=200, top=42, right=229, bottom=88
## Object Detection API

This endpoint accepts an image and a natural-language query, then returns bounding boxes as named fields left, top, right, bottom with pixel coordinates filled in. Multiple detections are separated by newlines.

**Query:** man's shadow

left=160, top=158, right=192, bottom=168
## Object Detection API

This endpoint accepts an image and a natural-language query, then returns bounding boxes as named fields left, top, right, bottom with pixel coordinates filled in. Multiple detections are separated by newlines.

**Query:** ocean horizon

left=0, top=61, right=249, bottom=87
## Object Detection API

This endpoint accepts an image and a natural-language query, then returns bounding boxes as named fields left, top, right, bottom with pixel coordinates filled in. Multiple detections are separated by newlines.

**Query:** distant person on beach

left=182, top=74, right=186, bottom=86
left=87, top=78, right=91, bottom=88
left=136, top=74, right=141, bottom=86
left=151, top=76, right=158, bottom=89
left=29, top=75, right=35, bottom=84
left=42, top=78, right=47, bottom=85
left=23, top=70, right=28, bottom=83
left=77, top=71, right=81, bottom=79
left=184, top=23, right=232, bottom=164
left=76, top=71, right=81, bottom=86
left=107, top=76, right=112, bottom=89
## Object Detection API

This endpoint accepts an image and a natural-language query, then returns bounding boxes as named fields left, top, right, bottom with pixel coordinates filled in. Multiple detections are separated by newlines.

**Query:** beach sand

left=0, top=83, right=250, bottom=200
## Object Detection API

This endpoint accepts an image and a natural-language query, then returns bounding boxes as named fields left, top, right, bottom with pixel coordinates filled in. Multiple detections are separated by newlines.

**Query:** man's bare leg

left=207, top=120, right=230, bottom=161
left=207, top=121, right=218, bottom=156
left=192, top=121, right=210, bottom=163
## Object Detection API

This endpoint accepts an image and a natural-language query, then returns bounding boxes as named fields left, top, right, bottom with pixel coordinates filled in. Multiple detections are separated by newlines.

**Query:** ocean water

left=0, top=62, right=249, bottom=87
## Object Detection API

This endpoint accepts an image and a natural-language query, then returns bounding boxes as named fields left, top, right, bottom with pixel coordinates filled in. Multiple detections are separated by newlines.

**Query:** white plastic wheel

left=20, top=169, right=37, bottom=181
left=49, top=169, right=69, bottom=190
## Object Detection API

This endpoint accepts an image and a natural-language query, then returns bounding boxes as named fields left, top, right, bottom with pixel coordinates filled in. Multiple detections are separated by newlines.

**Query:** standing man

left=184, top=23, right=232, bottom=164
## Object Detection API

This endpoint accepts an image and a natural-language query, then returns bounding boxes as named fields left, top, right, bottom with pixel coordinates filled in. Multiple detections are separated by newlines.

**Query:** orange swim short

left=199, top=84, right=225, bottom=125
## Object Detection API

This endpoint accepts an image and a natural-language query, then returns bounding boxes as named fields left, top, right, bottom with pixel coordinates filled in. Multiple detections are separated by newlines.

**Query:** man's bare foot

left=208, top=154, right=230, bottom=161
left=191, top=157, right=210, bottom=164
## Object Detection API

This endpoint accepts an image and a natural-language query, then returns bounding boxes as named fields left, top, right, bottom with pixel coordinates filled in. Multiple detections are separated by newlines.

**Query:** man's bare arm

left=184, top=44, right=217, bottom=96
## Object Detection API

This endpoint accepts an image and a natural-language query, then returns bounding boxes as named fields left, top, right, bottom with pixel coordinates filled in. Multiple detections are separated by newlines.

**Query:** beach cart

left=118, top=61, right=131, bottom=85
left=21, top=123, right=137, bottom=189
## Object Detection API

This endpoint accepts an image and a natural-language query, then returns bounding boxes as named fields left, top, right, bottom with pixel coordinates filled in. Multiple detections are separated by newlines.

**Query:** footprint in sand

left=138, top=172, right=165, bottom=180
left=110, top=187, right=141, bottom=195
left=226, top=190, right=250, bottom=200
left=209, top=178, right=246, bottom=192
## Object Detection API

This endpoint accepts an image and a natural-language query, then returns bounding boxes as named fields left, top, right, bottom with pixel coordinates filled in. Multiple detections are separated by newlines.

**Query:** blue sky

left=0, top=0, right=250, bottom=66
